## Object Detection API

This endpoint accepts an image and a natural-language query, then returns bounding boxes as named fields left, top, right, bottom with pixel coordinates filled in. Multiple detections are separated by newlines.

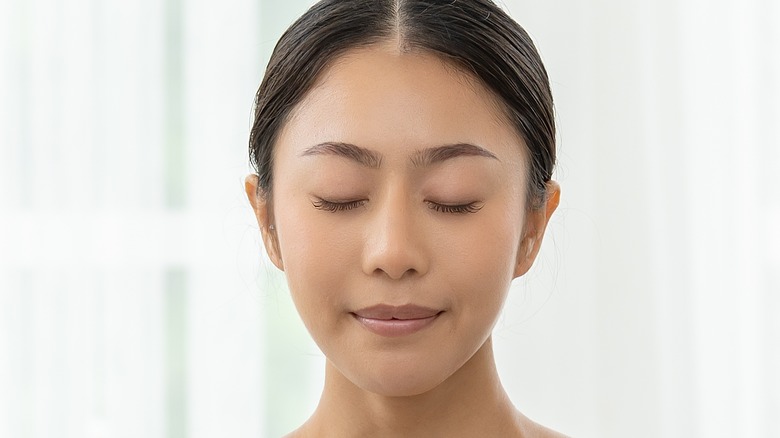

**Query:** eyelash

left=311, top=198, right=367, bottom=212
left=311, top=198, right=482, bottom=214
left=425, top=201, right=483, bottom=214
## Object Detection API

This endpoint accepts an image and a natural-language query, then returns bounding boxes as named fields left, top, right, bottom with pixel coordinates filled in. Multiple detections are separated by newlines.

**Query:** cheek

left=272, top=198, right=359, bottom=316
left=441, top=206, right=523, bottom=317
left=441, top=204, right=523, bottom=278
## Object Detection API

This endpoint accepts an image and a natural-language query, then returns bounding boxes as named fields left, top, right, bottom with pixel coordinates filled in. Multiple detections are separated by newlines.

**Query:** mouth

left=351, top=304, right=444, bottom=337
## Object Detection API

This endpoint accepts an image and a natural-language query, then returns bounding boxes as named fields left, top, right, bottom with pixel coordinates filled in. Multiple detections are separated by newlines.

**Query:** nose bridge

left=362, top=185, right=428, bottom=280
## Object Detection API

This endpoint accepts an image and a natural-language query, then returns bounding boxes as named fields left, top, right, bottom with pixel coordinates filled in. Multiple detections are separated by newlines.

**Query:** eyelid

left=311, top=196, right=483, bottom=215
left=425, top=201, right=483, bottom=214
left=311, top=197, right=367, bottom=212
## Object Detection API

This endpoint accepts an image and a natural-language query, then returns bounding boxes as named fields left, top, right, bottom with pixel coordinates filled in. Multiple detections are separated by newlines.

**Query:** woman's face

left=248, top=44, right=556, bottom=397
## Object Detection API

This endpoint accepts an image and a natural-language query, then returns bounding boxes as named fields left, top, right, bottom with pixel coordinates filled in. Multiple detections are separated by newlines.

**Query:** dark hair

left=249, top=0, right=555, bottom=208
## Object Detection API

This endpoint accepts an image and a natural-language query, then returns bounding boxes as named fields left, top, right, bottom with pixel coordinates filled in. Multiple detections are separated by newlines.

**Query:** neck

left=299, top=337, right=524, bottom=437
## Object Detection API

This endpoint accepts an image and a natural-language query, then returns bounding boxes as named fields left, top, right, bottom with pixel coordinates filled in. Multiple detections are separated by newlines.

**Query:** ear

left=513, top=181, right=560, bottom=279
left=244, top=174, right=284, bottom=271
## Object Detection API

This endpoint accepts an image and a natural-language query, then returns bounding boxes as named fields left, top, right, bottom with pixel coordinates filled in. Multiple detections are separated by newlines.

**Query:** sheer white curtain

left=1, top=0, right=777, bottom=437
left=500, top=1, right=779, bottom=437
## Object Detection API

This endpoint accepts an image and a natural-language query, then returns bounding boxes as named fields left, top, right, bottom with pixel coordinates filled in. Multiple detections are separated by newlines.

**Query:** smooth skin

left=246, top=42, right=563, bottom=437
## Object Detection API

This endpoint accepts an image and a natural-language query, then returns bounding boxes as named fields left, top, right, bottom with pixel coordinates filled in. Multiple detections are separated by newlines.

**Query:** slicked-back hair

left=249, top=0, right=555, bottom=208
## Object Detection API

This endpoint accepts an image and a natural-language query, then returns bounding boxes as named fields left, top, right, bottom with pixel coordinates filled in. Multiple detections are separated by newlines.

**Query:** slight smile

left=352, top=304, right=444, bottom=337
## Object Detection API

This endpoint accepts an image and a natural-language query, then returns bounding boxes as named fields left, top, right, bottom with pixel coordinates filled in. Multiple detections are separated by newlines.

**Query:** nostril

left=373, top=266, right=419, bottom=281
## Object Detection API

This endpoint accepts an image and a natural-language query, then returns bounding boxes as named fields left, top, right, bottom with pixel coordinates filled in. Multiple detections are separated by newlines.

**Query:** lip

left=352, top=304, right=443, bottom=337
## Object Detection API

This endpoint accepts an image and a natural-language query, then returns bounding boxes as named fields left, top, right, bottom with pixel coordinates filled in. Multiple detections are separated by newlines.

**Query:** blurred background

left=1, top=0, right=778, bottom=437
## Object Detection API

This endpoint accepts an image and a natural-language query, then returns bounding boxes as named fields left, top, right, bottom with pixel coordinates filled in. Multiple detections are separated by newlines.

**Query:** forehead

left=277, top=43, right=525, bottom=166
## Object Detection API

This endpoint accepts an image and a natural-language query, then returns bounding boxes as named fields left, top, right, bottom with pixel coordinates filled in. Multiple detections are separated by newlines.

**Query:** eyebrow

left=300, top=141, right=498, bottom=168
left=410, top=143, right=499, bottom=167
left=301, top=142, right=382, bottom=168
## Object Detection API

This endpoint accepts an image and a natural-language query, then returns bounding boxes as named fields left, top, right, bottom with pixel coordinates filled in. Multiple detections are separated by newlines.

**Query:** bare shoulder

left=517, top=411, right=570, bottom=438
left=526, top=422, right=570, bottom=438
left=281, top=424, right=308, bottom=438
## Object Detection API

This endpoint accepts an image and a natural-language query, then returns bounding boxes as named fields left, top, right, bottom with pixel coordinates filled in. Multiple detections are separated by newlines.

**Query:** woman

left=245, top=0, right=564, bottom=436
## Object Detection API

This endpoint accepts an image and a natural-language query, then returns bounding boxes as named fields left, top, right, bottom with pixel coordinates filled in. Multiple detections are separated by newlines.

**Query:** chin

left=359, top=376, right=443, bottom=398
left=342, top=357, right=455, bottom=398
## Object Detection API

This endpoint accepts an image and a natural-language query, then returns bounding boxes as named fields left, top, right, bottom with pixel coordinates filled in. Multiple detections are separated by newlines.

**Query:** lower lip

left=353, top=313, right=441, bottom=337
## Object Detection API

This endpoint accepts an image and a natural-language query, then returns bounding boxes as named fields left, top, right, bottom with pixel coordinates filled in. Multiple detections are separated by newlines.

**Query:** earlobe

left=244, top=175, right=285, bottom=271
left=512, top=181, right=560, bottom=279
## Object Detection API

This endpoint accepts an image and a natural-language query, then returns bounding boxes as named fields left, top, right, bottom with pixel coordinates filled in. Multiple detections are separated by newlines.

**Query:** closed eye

left=311, top=197, right=367, bottom=212
left=311, top=197, right=483, bottom=214
left=426, top=201, right=483, bottom=214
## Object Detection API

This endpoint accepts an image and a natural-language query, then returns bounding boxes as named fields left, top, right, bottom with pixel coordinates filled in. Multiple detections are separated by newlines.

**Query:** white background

left=1, top=0, right=778, bottom=437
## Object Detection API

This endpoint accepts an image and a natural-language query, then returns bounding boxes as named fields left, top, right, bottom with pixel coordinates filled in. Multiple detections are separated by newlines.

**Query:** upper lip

left=352, top=304, right=442, bottom=320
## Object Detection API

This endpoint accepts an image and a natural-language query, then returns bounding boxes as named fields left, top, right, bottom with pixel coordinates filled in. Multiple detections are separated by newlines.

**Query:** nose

left=361, top=192, right=429, bottom=280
